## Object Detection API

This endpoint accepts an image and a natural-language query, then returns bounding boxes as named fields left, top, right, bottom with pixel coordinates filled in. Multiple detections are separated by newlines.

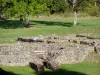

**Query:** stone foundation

left=0, top=34, right=100, bottom=66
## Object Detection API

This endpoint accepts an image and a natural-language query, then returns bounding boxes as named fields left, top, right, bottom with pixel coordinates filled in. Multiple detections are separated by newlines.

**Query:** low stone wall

left=0, top=43, right=47, bottom=66
left=0, top=34, right=99, bottom=66
left=0, top=44, right=28, bottom=66
left=0, top=43, right=93, bottom=66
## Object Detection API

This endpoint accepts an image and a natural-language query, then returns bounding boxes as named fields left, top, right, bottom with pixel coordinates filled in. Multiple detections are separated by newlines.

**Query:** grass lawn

left=0, top=62, right=100, bottom=75
left=0, top=17, right=100, bottom=39
left=0, top=17, right=100, bottom=75
left=0, top=65, right=36, bottom=75
left=61, top=63, right=100, bottom=75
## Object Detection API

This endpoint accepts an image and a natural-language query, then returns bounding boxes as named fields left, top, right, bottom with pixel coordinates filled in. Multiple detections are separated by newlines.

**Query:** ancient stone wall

left=0, top=43, right=47, bottom=66
left=0, top=43, right=93, bottom=66
left=0, top=34, right=99, bottom=66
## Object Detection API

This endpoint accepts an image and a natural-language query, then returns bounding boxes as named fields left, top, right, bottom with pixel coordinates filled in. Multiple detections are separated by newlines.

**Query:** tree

left=46, top=0, right=67, bottom=14
left=73, top=0, right=77, bottom=26
left=66, top=0, right=97, bottom=26
left=66, top=0, right=86, bottom=26
left=0, top=0, right=48, bottom=27
left=66, top=0, right=100, bottom=26
left=82, top=0, right=100, bottom=17
left=0, top=0, right=9, bottom=19
left=0, top=0, right=48, bottom=19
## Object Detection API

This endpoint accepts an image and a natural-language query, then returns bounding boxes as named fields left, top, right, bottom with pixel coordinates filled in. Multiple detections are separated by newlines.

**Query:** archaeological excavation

left=0, top=34, right=100, bottom=73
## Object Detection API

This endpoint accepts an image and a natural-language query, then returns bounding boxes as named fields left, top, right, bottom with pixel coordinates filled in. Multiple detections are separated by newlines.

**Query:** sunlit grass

left=0, top=65, right=36, bottom=75
left=0, top=62, right=100, bottom=75
left=0, top=17, right=100, bottom=38
left=61, top=63, right=100, bottom=75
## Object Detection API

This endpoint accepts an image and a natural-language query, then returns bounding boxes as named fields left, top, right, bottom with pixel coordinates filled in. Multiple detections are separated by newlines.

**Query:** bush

left=85, top=6, right=100, bottom=17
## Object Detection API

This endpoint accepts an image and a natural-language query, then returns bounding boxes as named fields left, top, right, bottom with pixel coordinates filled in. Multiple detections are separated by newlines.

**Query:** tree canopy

left=0, top=0, right=48, bottom=19
left=0, top=0, right=100, bottom=24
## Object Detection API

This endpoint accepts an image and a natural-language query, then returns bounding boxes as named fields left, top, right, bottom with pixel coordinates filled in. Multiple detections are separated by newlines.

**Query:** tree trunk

left=73, top=10, right=77, bottom=26
left=24, top=14, right=30, bottom=28
left=73, top=0, right=77, bottom=26
left=95, top=0, right=97, bottom=7
left=20, top=15, right=24, bottom=22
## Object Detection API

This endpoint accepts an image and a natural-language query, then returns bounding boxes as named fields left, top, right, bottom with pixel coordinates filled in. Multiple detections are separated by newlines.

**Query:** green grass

left=84, top=52, right=100, bottom=63
left=0, top=65, right=36, bottom=75
left=0, top=38, right=16, bottom=44
left=61, top=63, right=100, bottom=75
left=0, top=63, right=100, bottom=75
left=0, top=17, right=100, bottom=39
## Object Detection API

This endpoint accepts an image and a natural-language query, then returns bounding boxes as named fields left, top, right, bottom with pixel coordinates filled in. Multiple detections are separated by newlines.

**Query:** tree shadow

left=38, top=69, right=87, bottom=75
left=0, top=20, right=73, bottom=29
left=0, top=16, right=7, bottom=20
left=32, top=20, right=73, bottom=27
left=0, top=20, right=24, bottom=29
left=0, top=68, right=18, bottom=75
left=0, top=19, right=73, bottom=29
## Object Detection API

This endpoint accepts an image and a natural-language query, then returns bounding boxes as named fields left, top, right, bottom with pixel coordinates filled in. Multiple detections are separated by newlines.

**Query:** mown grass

left=0, top=17, right=100, bottom=38
left=61, top=63, right=100, bottom=75
left=0, top=65, right=36, bottom=75
left=0, top=62, right=100, bottom=75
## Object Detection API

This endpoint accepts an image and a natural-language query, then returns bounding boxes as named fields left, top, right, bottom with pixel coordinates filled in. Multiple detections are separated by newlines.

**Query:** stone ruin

left=0, top=34, right=100, bottom=72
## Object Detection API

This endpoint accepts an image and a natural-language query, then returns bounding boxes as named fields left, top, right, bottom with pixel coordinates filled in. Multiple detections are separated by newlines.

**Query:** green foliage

left=85, top=6, right=100, bottom=16
left=0, top=0, right=100, bottom=19
left=67, top=0, right=93, bottom=11
left=46, top=0, right=68, bottom=14
left=0, top=0, right=48, bottom=19
left=67, top=0, right=100, bottom=15
left=81, top=0, right=100, bottom=16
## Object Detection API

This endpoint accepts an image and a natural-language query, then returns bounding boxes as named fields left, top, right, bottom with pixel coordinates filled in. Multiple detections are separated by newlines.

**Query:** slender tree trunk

left=74, top=10, right=77, bottom=26
left=95, top=0, right=97, bottom=7
left=73, top=0, right=77, bottom=26
left=20, top=15, right=24, bottom=22
left=24, top=14, right=30, bottom=28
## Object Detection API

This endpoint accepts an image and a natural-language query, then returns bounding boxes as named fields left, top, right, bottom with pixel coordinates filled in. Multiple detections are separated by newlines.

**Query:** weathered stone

left=80, top=41, right=90, bottom=45
left=87, top=36, right=100, bottom=39
left=0, top=34, right=99, bottom=67
left=80, top=41, right=95, bottom=46
left=76, top=34, right=100, bottom=40
left=29, top=62, right=44, bottom=73
left=17, top=37, right=44, bottom=43
left=94, top=45, right=100, bottom=54
left=44, top=60, right=60, bottom=70
left=46, top=40, right=55, bottom=44
left=73, top=40, right=77, bottom=43
left=29, top=54, right=44, bottom=73
left=76, top=34, right=88, bottom=38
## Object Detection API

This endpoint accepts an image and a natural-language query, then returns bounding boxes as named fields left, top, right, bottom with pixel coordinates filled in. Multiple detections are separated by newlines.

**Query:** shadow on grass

left=32, top=20, right=73, bottom=27
left=0, top=68, right=18, bottom=75
left=0, top=20, right=24, bottom=29
left=0, top=20, right=73, bottom=29
left=39, top=69, right=87, bottom=75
